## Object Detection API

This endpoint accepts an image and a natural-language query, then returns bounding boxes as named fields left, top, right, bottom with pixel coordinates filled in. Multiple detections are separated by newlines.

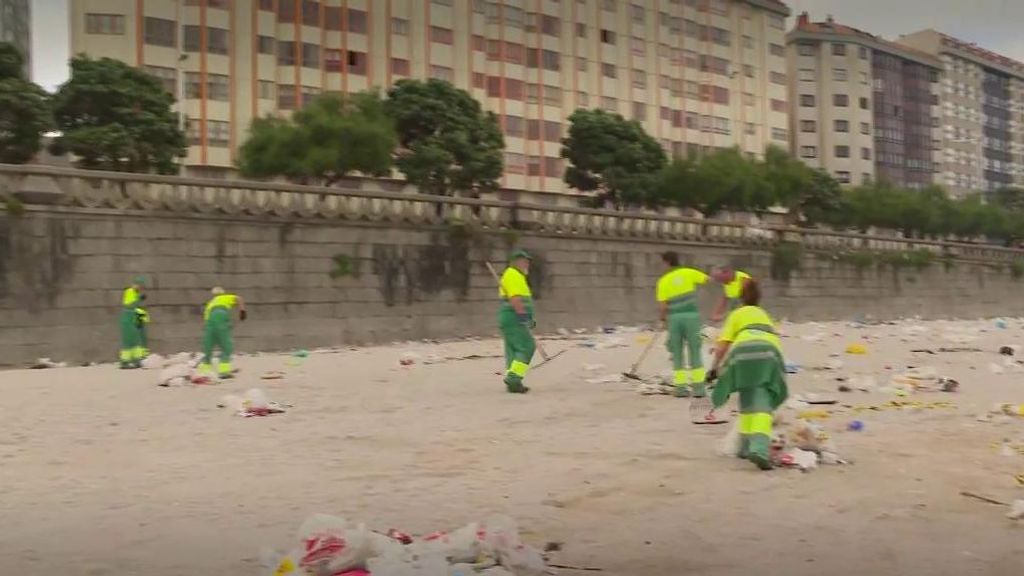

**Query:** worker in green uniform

left=656, top=251, right=710, bottom=398
left=706, top=280, right=788, bottom=470
left=710, top=267, right=752, bottom=322
left=499, top=250, right=536, bottom=394
left=119, top=276, right=147, bottom=369
left=198, top=287, right=247, bottom=379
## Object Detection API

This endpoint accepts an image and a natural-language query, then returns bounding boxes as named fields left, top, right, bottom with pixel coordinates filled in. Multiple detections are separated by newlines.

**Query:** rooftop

left=933, top=31, right=1024, bottom=74
left=790, top=13, right=940, bottom=67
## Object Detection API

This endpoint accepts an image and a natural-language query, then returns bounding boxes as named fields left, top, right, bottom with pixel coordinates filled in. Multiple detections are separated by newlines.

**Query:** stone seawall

left=0, top=208, right=1021, bottom=365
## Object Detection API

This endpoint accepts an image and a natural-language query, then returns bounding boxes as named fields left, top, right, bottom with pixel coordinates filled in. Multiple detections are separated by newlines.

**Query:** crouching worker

left=198, top=287, right=247, bottom=379
left=705, top=280, right=787, bottom=470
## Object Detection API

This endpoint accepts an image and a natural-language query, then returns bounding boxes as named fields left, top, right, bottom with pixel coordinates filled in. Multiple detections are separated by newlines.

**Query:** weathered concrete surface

left=1, top=209, right=1022, bottom=364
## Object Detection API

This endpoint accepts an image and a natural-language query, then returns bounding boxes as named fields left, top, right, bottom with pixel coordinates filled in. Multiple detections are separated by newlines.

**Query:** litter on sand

left=219, top=388, right=288, bottom=417
left=845, top=343, right=868, bottom=355
left=30, top=358, right=67, bottom=369
left=263, top=514, right=554, bottom=576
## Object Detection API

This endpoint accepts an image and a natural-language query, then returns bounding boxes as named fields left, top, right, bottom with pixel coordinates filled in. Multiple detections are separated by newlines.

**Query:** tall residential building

left=70, top=0, right=792, bottom=191
left=0, top=0, right=30, bottom=78
left=897, top=29, right=1024, bottom=197
left=786, top=14, right=939, bottom=189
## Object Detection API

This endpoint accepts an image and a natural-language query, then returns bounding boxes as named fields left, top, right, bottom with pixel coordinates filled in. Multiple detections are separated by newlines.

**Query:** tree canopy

left=384, top=78, right=504, bottom=197
left=0, top=43, right=51, bottom=164
left=238, top=91, right=396, bottom=184
left=560, top=108, right=667, bottom=208
left=50, top=56, right=186, bottom=174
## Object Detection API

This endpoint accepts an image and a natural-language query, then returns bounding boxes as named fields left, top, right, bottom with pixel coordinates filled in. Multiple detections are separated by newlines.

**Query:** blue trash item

left=996, top=318, right=1008, bottom=329
left=847, top=420, right=864, bottom=431
left=784, top=362, right=801, bottom=374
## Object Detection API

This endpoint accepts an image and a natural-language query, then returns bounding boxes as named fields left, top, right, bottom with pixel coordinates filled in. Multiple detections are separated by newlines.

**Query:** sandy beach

left=1, top=318, right=1023, bottom=575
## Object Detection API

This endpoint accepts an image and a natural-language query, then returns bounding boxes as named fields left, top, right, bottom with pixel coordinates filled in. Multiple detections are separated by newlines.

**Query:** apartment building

left=70, top=0, right=791, bottom=192
left=786, top=14, right=939, bottom=189
left=898, top=29, right=1024, bottom=197
left=0, top=0, right=30, bottom=77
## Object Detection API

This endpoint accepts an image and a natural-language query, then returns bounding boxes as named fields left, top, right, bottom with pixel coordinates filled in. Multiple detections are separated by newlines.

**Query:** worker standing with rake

left=498, top=250, right=536, bottom=394
left=656, top=251, right=710, bottom=398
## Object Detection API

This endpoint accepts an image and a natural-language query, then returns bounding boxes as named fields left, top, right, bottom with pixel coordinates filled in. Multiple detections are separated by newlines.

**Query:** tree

left=238, top=91, right=396, bottom=184
left=384, top=78, right=504, bottom=197
left=50, top=56, right=186, bottom=174
left=688, top=147, right=768, bottom=216
left=0, top=43, right=51, bottom=164
left=560, top=109, right=667, bottom=208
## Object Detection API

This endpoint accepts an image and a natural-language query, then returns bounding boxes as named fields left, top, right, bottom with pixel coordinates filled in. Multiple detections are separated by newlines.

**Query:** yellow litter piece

left=636, top=335, right=651, bottom=344
left=797, top=410, right=831, bottom=420
left=845, top=343, right=868, bottom=355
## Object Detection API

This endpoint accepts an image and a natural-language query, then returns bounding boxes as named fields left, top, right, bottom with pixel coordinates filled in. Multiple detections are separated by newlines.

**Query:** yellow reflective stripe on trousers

left=120, top=349, right=133, bottom=362
left=217, top=362, right=233, bottom=375
left=689, top=367, right=706, bottom=383
left=508, top=360, right=529, bottom=378
left=748, top=412, right=772, bottom=435
left=132, top=346, right=146, bottom=360
left=198, top=362, right=213, bottom=374
left=673, top=369, right=688, bottom=385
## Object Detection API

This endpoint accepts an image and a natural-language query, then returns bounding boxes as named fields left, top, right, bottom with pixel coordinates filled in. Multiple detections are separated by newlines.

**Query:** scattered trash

left=292, top=349, right=309, bottom=358
left=582, top=363, right=606, bottom=372
left=847, top=420, right=864, bottom=431
left=838, top=384, right=853, bottom=392
left=939, top=377, right=960, bottom=392
left=157, top=362, right=194, bottom=387
left=996, top=318, right=1008, bottom=329
left=261, top=370, right=286, bottom=380
left=1000, top=346, right=1016, bottom=356
left=784, top=362, right=800, bottom=374
left=989, top=362, right=1005, bottom=374
left=779, top=447, right=818, bottom=472
left=585, top=374, right=623, bottom=385
left=399, top=351, right=421, bottom=366
left=845, top=343, right=867, bottom=355
left=139, top=353, right=166, bottom=369
left=1009, top=500, right=1024, bottom=521
left=30, top=357, right=66, bottom=369
left=219, top=388, right=287, bottom=417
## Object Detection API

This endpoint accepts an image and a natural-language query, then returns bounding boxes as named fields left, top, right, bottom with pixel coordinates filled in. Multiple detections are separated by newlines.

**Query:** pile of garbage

left=718, top=402, right=848, bottom=472
left=219, top=388, right=287, bottom=417
left=264, top=514, right=553, bottom=576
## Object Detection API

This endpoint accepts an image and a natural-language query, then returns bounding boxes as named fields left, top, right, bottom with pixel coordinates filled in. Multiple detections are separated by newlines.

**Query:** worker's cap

left=508, top=249, right=533, bottom=261
left=211, top=286, right=225, bottom=295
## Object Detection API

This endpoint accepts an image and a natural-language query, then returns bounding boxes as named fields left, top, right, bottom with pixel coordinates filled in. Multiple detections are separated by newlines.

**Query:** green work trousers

left=499, top=309, right=536, bottom=389
left=666, top=311, right=705, bottom=392
left=119, top=308, right=145, bottom=366
left=200, top=309, right=234, bottom=376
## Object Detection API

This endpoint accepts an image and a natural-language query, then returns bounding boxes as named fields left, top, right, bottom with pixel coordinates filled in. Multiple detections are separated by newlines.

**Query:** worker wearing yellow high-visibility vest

left=656, top=251, right=710, bottom=398
left=198, top=287, right=247, bottom=379
left=711, top=267, right=752, bottom=322
left=706, top=280, right=788, bottom=471
left=119, top=276, right=148, bottom=369
left=499, top=250, right=536, bottom=394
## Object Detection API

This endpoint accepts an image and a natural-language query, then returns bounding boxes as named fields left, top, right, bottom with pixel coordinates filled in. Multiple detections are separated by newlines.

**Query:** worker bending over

left=119, top=276, right=147, bottom=369
left=198, top=287, right=247, bottom=379
left=710, top=267, right=752, bottom=322
left=706, top=280, right=788, bottom=470
left=656, top=251, right=709, bottom=398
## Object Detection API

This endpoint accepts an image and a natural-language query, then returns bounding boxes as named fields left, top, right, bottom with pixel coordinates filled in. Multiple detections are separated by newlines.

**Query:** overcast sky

left=29, top=0, right=1024, bottom=91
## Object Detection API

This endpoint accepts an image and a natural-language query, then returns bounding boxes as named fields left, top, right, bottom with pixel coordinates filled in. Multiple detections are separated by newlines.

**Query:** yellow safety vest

left=204, top=294, right=239, bottom=321
left=719, top=305, right=781, bottom=351
left=656, top=267, right=708, bottom=313
left=723, top=270, right=752, bottom=300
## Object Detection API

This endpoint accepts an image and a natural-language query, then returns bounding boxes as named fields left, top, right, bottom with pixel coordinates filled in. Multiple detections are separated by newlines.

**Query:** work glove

left=517, top=313, right=535, bottom=329
left=705, top=368, right=719, bottom=383
left=239, top=310, right=248, bottom=322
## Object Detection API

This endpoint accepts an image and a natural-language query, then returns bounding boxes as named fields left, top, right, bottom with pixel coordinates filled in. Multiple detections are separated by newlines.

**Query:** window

left=258, top=80, right=275, bottom=100
left=859, top=97, right=869, bottom=110
left=542, top=15, right=560, bottom=36
left=206, top=73, right=229, bottom=101
left=86, top=13, right=124, bottom=35
left=325, top=49, right=342, bottom=72
left=144, top=17, right=175, bottom=48
left=769, top=44, right=784, bottom=57
left=630, top=3, right=645, bottom=23
left=486, top=76, right=500, bottom=97
left=505, top=115, right=524, bottom=138
left=771, top=99, right=787, bottom=112
left=799, top=68, right=815, bottom=82
left=578, top=91, right=589, bottom=107
left=800, top=120, right=817, bottom=133
left=348, top=50, right=366, bottom=75
left=836, top=171, right=851, bottom=183
left=278, top=85, right=296, bottom=109
left=745, top=122, right=756, bottom=135
left=772, top=127, right=788, bottom=141
left=505, top=152, right=525, bottom=173
left=632, top=102, right=646, bottom=122
left=143, top=66, right=176, bottom=95
left=184, top=72, right=201, bottom=99
left=302, top=1, right=320, bottom=26
left=278, top=41, right=296, bottom=66
left=301, top=43, right=320, bottom=68
left=769, top=15, right=784, bottom=30
left=392, top=17, right=409, bottom=35
left=743, top=92, right=755, bottom=106
left=544, top=120, right=562, bottom=142
left=258, top=35, right=275, bottom=55
left=743, top=35, right=754, bottom=49
left=860, top=122, right=870, bottom=135
left=207, top=28, right=229, bottom=55
left=543, top=85, right=562, bottom=106
left=278, top=0, right=296, bottom=22
left=601, top=29, right=616, bottom=44
left=859, top=46, right=868, bottom=60
left=542, top=49, right=560, bottom=71
left=259, top=0, right=274, bottom=10
left=631, top=37, right=645, bottom=56
left=348, top=9, right=367, bottom=33
left=576, top=23, right=587, bottom=37
left=430, top=65, right=454, bottom=83
left=833, top=68, right=847, bottom=81
left=431, top=26, right=454, bottom=45
left=632, top=70, right=647, bottom=89
left=602, top=63, right=616, bottom=78
left=602, top=96, right=617, bottom=112
left=835, top=120, right=849, bottom=132
left=576, top=57, right=587, bottom=71
left=300, top=86, right=320, bottom=107
left=602, top=0, right=617, bottom=11
left=770, top=72, right=786, bottom=85
left=527, top=155, right=542, bottom=176
left=835, top=146, right=850, bottom=158
left=505, top=6, right=524, bottom=27
left=432, top=0, right=453, bottom=5
left=861, top=147, right=872, bottom=160
left=743, top=64, right=755, bottom=78
left=832, top=43, right=847, bottom=56
left=472, top=72, right=485, bottom=89
left=800, top=146, right=817, bottom=158
left=834, top=94, right=849, bottom=107
left=798, top=43, right=815, bottom=56
left=506, top=43, right=525, bottom=65
left=184, top=25, right=201, bottom=51
left=800, top=94, right=815, bottom=107
left=544, top=157, right=562, bottom=178
left=324, top=6, right=342, bottom=30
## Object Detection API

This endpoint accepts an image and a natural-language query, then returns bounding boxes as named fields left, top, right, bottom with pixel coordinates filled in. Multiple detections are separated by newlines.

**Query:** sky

left=28, top=0, right=1024, bottom=91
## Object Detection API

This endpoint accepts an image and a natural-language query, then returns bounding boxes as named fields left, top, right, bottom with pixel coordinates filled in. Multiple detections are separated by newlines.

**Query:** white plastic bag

left=497, top=544, right=547, bottom=576
left=296, top=514, right=372, bottom=575
left=157, top=362, right=192, bottom=386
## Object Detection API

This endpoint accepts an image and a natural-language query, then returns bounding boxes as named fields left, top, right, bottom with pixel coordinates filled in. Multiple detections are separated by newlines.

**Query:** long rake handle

left=484, top=260, right=550, bottom=361
left=628, top=330, right=662, bottom=374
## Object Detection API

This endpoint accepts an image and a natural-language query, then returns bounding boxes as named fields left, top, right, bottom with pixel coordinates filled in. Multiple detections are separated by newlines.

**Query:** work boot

left=737, top=435, right=751, bottom=459
left=504, top=376, right=529, bottom=394
left=673, top=385, right=691, bottom=398
left=747, top=435, right=774, bottom=470
left=691, top=383, right=707, bottom=398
